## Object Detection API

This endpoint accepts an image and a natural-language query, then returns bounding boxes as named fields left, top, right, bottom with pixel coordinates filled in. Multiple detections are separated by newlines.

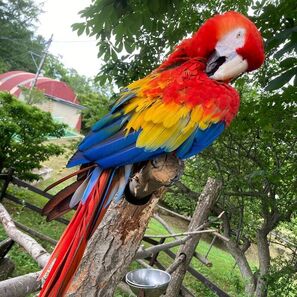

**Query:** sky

left=35, top=0, right=101, bottom=78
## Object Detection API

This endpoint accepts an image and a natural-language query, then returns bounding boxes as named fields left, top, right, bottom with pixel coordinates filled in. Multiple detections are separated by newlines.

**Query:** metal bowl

left=126, top=268, right=171, bottom=297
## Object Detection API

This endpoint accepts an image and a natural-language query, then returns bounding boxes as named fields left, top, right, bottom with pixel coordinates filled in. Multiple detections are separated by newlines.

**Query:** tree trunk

left=220, top=211, right=256, bottom=296
left=66, top=154, right=183, bottom=297
left=164, top=178, right=222, bottom=297
left=0, top=272, right=41, bottom=297
left=224, top=239, right=256, bottom=295
left=255, top=229, right=270, bottom=297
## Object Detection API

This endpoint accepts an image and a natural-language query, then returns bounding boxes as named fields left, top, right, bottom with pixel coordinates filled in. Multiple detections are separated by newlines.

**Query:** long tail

left=39, top=165, right=132, bottom=297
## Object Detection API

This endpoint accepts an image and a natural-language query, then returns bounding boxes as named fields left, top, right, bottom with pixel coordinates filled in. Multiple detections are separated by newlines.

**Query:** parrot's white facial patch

left=216, top=28, right=246, bottom=58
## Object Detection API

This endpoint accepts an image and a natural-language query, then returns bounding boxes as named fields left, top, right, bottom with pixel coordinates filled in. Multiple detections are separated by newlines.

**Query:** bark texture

left=0, top=271, right=41, bottom=297
left=254, top=229, right=270, bottom=297
left=66, top=154, right=183, bottom=297
left=164, top=178, right=222, bottom=297
left=220, top=211, right=256, bottom=296
left=0, top=203, right=50, bottom=268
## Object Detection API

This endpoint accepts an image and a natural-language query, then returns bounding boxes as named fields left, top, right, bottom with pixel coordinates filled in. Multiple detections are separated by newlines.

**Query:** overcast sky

left=35, top=0, right=101, bottom=78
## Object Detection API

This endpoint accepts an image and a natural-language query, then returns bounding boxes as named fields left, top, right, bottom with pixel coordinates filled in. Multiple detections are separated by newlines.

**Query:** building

left=0, top=71, right=84, bottom=132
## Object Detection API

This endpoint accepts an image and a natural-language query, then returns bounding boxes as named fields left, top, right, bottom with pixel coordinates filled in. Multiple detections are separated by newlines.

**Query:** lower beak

left=206, top=51, right=248, bottom=81
left=210, top=54, right=248, bottom=81
left=205, top=50, right=226, bottom=77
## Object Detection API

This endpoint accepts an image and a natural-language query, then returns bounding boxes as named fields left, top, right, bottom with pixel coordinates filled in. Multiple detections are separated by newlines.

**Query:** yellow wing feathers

left=123, top=96, right=221, bottom=152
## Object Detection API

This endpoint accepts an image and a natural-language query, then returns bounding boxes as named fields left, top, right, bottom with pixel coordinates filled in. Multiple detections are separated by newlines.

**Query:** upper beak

left=205, top=50, right=226, bottom=77
left=206, top=50, right=248, bottom=81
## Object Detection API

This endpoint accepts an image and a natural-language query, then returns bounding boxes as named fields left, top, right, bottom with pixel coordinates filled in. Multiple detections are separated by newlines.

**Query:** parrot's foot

left=124, top=154, right=184, bottom=205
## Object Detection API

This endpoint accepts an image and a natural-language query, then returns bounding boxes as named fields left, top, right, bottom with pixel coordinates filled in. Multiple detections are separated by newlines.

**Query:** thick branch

left=153, top=213, right=178, bottom=239
left=129, top=154, right=184, bottom=198
left=164, top=178, right=222, bottom=297
left=135, top=236, right=191, bottom=260
left=156, top=205, right=191, bottom=222
left=66, top=154, right=184, bottom=297
left=220, top=211, right=255, bottom=296
left=0, top=203, right=50, bottom=268
left=0, top=271, right=41, bottom=297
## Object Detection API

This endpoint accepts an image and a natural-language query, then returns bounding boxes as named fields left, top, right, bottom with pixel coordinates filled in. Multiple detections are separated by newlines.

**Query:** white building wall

left=18, top=93, right=81, bottom=131
left=49, top=101, right=81, bottom=129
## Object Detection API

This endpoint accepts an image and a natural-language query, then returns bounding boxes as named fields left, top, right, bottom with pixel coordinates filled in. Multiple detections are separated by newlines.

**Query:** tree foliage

left=0, top=0, right=45, bottom=73
left=73, top=0, right=251, bottom=86
left=0, top=92, right=66, bottom=180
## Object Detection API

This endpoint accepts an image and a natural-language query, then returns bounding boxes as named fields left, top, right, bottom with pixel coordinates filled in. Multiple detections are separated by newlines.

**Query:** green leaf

left=77, top=25, right=85, bottom=36
left=72, top=22, right=84, bottom=33
left=125, top=40, right=135, bottom=54
left=266, top=67, right=297, bottom=91
left=280, top=57, right=297, bottom=69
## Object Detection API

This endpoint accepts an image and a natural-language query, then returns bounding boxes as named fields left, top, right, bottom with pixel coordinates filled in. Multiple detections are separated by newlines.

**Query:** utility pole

left=30, top=34, right=53, bottom=90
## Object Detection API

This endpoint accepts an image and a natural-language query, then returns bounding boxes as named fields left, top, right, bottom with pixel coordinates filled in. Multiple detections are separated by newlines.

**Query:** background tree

left=74, top=0, right=297, bottom=296
left=0, top=92, right=66, bottom=180
left=0, top=0, right=45, bottom=73
left=73, top=0, right=251, bottom=86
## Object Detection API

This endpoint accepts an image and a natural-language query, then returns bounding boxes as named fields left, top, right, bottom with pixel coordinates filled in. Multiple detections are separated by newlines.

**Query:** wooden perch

left=0, top=203, right=50, bottom=268
left=144, top=228, right=215, bottom=238
left=153, top=213, right=178, bottom=239
left=166, top=254, right=186, bottom=274
left=135, top=235, right=191, bottom=259
left=0, top=271, right=41, bottom=297
left=164, top=178, right=222, bottom=297
left=0, top=203, right=50, bottom=297
left=66, top=154, right=184, bottom=297
left=128, top=154, right=184, bottom=198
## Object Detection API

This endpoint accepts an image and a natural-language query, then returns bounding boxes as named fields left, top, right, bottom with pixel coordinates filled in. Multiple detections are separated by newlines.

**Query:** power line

left=30, top=34, right=53, bottom=90
left=52, top=40, right=96, bottom=43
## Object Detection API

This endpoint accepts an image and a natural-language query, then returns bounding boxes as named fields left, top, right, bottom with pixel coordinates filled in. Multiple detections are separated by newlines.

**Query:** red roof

left=0, top=71, right=79, bottom=104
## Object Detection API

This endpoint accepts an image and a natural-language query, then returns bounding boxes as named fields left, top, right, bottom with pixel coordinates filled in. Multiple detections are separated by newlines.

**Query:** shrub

left=0, top=92, right=66, bottom=180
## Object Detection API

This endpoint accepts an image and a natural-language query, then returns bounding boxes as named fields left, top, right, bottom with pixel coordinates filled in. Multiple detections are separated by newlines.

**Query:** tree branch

left=0, top=271, right=41, bottom=297
left=135, top=236, right=191, bottom=260
left=0, top=203, right=50, bottom=268
left=219, top=209, right=256, bottom=295
left=153, top=213, right=178, bottom=239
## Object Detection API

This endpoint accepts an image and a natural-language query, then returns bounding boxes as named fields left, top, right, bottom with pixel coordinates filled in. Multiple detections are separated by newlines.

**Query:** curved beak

left=206, top=50, right=248, bottom=81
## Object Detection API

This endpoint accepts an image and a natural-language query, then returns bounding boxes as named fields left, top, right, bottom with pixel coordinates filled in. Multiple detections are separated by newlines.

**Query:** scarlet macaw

left=39, top=11, right=264, bottom=297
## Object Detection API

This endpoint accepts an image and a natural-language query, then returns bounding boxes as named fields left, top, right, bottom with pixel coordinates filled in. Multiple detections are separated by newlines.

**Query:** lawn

left=0, top=143, right=251, bottom=296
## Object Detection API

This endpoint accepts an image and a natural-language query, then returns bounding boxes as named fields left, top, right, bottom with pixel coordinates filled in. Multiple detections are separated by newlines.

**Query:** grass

left=0, top=141, right=251, bottom=296
left=0, top=196, right=247, bottom=296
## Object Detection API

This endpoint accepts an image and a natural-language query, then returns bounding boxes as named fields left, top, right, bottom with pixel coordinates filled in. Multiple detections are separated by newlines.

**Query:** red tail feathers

left=39, top=169, right=113, bottom=297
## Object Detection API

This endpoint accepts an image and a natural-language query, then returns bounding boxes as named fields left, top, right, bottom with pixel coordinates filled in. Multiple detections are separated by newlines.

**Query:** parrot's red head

left=163, top=11, right=265, bottom=82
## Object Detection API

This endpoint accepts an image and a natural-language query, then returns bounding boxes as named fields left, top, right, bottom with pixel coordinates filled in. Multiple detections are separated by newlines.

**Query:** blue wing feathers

left=67, top=151, right=90, bottom=168
left=111, top=92, right=136, bottom=112
left=79, top=115, right=130, bottom=151
left=177, top=122, right=225, bottom=159
left=81, top=167, right=102, bottom=204
left=68, top=122, right=225, bottom=168
left=83, top=131, right=140, bottom=161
